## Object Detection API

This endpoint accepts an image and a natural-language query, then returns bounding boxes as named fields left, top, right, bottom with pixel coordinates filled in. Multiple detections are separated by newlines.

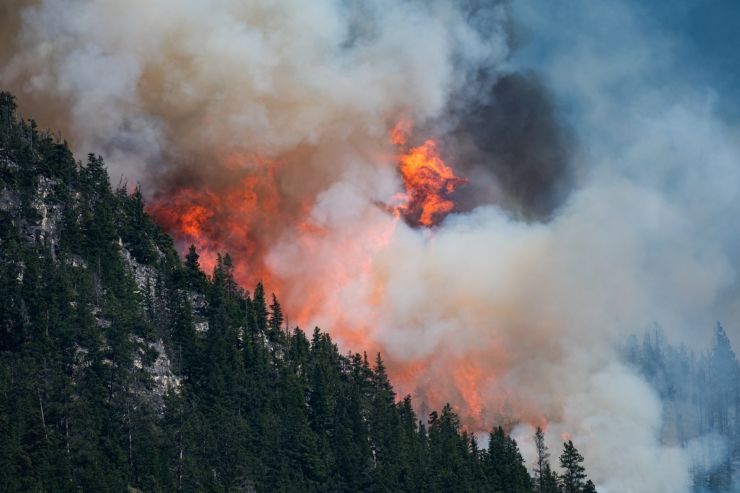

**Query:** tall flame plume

left=392, top=119, right=466, bottom=227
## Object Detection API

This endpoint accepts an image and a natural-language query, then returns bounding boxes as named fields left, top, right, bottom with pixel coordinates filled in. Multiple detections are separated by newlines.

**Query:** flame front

left=147, top=155, right=284, bottom=286
left=145, top=122, right=495, bottom=429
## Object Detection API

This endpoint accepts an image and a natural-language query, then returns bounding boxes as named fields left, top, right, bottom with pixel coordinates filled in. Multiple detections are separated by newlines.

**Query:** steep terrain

left=0, top=92, right=596, bottom=492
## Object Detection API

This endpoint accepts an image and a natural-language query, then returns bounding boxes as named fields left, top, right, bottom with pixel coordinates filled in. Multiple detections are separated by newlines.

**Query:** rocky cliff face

left=0, top=96, right=184, bottom=411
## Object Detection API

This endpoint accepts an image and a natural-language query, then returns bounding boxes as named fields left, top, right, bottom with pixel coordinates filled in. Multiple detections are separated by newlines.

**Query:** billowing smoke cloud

left=4, top=0, right=740, bottom=491
left=1, top=0, right=508, bottom=183
left=440, top=71, right=577, bottom=220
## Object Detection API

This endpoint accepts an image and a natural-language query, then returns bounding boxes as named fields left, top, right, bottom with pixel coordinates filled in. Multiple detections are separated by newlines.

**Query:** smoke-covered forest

left=625, top=324, right=740, bottom=492
left=0, top=93, right=601, bottom=491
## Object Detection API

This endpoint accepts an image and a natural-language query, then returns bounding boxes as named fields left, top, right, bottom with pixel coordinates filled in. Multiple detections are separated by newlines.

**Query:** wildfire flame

left=146, top=120, right=499, bottom=429
left=391, top=119, right=466, bottom=227
left=147, top=155, right=284, bottom=285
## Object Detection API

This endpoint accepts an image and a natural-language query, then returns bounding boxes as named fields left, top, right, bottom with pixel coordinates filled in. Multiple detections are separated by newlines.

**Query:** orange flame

left=452, top=361, right=486, bottom=422
left=391, top=116, right=413, bottom=146
left=145, top=123, right=508, bottom=431
left=147, top=154, right=283, bottom=288
left=391, top=119, right=466, bottom=226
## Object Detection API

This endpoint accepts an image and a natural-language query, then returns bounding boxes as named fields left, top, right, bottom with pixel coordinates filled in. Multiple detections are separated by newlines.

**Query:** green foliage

left=559, top=441, right=587, bottom=493
left=484, top=425, right=532, bottom=493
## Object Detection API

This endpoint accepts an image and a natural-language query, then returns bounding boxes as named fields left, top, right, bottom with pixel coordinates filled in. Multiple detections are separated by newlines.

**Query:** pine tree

left=268, top=293, right=284, bottom=335
left=368, top=353, right=401, bottom=490
left=534, top=426, right=550, bottom=493
left=559, top=440, right=587, bottom=493
left=184, top=244, right=207, bottom=290
left=540, top=463, right=560, bottom=493
left=428, top=404, right=472, bottom=491
left=251, top=281, right=268, bottom=333
left=505, top=434, right=532, bottom=492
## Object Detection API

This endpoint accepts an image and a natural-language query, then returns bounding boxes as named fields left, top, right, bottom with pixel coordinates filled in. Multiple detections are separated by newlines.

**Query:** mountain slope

left=0, top=92, right=594, bottom=492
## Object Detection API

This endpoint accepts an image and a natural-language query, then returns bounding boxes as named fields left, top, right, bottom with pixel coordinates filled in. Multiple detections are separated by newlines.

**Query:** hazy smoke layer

left=4, top=1, right=740, bottom=491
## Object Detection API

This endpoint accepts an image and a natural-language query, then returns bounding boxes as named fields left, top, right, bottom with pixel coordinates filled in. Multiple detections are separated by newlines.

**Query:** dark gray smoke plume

left=441, top=71, right=576, bottom=220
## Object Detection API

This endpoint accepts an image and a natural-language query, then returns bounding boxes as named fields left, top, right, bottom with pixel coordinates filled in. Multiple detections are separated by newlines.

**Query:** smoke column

left=4, top=1, right=740, bottom=491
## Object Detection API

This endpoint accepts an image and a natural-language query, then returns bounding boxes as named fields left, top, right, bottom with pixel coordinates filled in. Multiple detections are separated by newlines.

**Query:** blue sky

left=638, top=0, right=740, bottom=122
left=511, top=0, right=740, bottom=123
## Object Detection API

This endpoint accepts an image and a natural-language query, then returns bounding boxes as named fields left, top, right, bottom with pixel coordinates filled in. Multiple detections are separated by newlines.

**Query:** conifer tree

left=559, top=440, right=587, bottom=493
left=252, top=281, right=268, bottom=332
left=539, top=463, right=561, bottom=493
left=184, top=244, right=207, bottom=290
left=268, top=293, right=284, bottom=334
left=534, top=426, right=550, bottom=493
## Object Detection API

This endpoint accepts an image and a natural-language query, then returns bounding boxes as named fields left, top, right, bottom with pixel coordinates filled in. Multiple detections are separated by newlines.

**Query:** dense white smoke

left=1, top=0, right=507, bottom=182
left=4, top=1, right=740, bottom=491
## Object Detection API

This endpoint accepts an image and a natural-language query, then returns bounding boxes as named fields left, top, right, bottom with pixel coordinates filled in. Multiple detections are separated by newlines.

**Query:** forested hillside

left=0, top=92, right=595, bottom=492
